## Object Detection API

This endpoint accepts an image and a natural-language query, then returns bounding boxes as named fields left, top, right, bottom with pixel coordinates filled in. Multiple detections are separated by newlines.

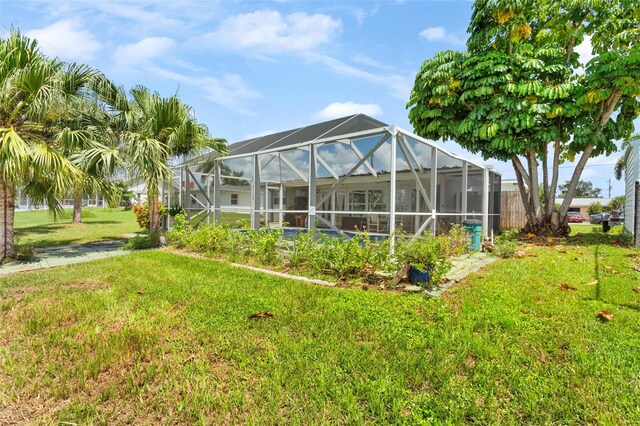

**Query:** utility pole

left=608, top=179, right=612, bottom=198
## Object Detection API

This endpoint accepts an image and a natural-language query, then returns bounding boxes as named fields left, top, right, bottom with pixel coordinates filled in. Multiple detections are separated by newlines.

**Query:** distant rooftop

left=556, top=197, right=613, bottom=207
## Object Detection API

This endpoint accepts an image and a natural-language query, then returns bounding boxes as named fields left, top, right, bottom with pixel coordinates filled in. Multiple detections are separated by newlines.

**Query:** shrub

left=245, top=228, right=283, bottom=265
left=132, top=204, right=149, bottom=229
left=492, top=230, right=519, bottom=258
left=123, top=233, right=160, bottom=250
left=310, top=234, right=365, bottom=280
left=165, top=212, right=192, bottom=248
left=132, top=203, right=167, bottom=230
left=285, top=231, right=315, bottom=269
left=186, top=224, right=228, bottom=254
left=168, top=204, right=185, bottom=218
left=588, top=202, right=603, bottom=215
left=396, top=234, right=452, bottom=284
left=16, top=243, right=36, bottom=260
left=223, top=228, right=250, bottom=262
left=438, top=224, right=469, bottom=258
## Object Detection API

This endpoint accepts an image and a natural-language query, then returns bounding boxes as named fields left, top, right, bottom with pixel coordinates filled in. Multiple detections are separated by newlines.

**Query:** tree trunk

left=513, top=144, right=595, bottom=236
left=72, top=190, right=83, bottom=224
left=148, top=186, right=161, bottom=235
left=0, top=176, right=16, bottom=261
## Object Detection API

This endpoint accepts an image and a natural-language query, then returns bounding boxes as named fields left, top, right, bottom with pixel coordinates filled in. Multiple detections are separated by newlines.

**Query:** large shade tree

left=0, top=32, right=91, bottom=260
left=408, top=0, right=640, bottom=235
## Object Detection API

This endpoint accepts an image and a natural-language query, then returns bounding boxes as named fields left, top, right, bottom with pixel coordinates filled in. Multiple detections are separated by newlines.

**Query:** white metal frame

left=171, top=125, right=501, bottom=242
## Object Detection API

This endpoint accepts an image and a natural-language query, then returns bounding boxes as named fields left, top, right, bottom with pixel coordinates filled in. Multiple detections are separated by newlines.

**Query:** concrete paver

left=0, top=240, right=132, bottom=276
left=420, top=252, right=497, bottom=297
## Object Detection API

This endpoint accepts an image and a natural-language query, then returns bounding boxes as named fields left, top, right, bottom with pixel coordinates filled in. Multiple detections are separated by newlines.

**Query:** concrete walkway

left=405, top=252, right=498, bottom=297
left=0, top=240, right=132, bottom=276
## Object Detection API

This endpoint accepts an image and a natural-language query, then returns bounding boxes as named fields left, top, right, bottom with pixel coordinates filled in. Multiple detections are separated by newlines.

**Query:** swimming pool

left=279, top=228, right=387, bottom=242
left=239, top=227, right=388, bottom=242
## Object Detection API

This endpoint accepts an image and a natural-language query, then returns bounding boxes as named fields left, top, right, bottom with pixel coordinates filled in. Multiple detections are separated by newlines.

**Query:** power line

left=492, top=162, right=618, bottom=173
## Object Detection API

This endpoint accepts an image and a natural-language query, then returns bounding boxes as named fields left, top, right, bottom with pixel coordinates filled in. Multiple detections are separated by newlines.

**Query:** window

left=230, top=194, right=238, bottom=205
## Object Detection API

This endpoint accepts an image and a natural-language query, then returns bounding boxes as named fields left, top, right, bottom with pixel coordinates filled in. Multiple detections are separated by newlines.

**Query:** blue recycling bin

left=463, top=219, right=483, bottom=251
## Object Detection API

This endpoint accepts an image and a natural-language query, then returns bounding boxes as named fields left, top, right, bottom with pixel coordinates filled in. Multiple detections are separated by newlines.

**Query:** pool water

left=279, top=228, right=387, bottom=242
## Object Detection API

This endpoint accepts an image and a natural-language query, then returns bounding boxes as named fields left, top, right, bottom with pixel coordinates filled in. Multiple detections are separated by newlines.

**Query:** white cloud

left=315, top=102, right=383, bottom=120
left=575, top=35, right=594, bottom=65
left=303, top=52, right=412, bottom=101
left=92, top=2, right=183, bottom=29
left=419, top=26, right=465, bottom=46
left=244, top=130, right=277, bottom=140
left=197, top=10, right=341, bottom=55
left=352, top=54, right=392, bottom=71
left=26, top=19, right=101, bottom=61
left=150, top=67, right=262, bottom=116
left=113, top=37, right=177, bottom=66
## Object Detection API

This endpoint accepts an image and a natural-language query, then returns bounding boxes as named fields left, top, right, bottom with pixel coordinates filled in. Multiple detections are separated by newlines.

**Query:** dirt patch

left=0, top=398, right=68, bottom=425
left=1, top=280, right=110, bottom=299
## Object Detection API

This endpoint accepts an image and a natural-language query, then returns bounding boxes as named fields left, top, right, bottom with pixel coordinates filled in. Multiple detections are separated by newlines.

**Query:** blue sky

left=1, top=0, right=634, bottom=197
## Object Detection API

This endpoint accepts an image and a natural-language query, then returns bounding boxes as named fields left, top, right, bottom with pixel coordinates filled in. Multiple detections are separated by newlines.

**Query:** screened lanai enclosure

left=167, top=114, right=501, bottom=239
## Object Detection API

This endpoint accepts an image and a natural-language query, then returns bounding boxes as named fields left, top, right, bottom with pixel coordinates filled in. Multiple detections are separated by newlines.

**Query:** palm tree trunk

left=0, top=176, right=16, bottom=261
left=72, top=190, right=83, bottom=224
left=148, top=186, right=160, bottom=234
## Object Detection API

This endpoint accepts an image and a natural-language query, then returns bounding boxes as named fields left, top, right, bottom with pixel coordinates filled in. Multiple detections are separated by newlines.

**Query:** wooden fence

left=501, top=191, right=527, bottom=230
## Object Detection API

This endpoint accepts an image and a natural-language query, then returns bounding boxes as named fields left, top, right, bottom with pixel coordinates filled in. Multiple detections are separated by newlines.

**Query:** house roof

left=228, top=114, right=388, bottom=156
left=556, top=197, right=613, bottom=207
left=175, top=114, right=388, bottom=168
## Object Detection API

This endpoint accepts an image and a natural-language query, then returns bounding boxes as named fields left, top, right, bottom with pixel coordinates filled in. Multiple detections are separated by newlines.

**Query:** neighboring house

left=14, top=188, right=106, bottom=210
left=555, top=197, right=613, bottom=217
left=501, top=179, right=524, bottom=193
left=624, top=138, right=640, bottom=236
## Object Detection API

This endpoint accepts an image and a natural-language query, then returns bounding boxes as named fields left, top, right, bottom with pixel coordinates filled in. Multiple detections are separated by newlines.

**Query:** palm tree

left=48, top=65, right=122, bottom=224
left=614, top=133, right=640, bottom=180
left=102, top=85, right=227, bottom=235
left=0, top=32, right=86, bottom=260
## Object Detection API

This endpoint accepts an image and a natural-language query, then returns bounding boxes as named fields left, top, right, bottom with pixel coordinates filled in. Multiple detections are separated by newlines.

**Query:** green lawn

left=1, top=232, right=639, bottom=423
left=14, top=208, right=141, bottom=248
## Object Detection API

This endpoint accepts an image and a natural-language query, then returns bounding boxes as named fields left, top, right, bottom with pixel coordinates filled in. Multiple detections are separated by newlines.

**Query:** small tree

left=98, top=84, right=228, bottom=236
left=558, top=180, right=601, bottom=198
left=607, top=195, right=625, bottom=212
left=588, top=202, right=603, bottom=215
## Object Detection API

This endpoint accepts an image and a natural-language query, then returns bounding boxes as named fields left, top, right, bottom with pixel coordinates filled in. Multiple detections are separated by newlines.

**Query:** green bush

left=492, top=230, right=519, bottom=258
left=244, top=228, right=283, bottom=265
left=165, top=212, right=192, bottom=248
left=396, top=234, right=452, bottom=284
left=438, top=224, right=469, bottom=258
left=588, top=202, right=603, bottom=215
left=123, top=233, right=160, bottom=250
left=285, top=231, right=315, bottom=269
left=310, top=234, right=366, bottom=280
left=164, top=220, right=470, bottom=285
left=187, top=224, right=228, bottom=254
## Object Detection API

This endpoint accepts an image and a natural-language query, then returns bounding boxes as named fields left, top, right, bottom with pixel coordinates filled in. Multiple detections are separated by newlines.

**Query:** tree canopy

left=0, top=30, right=227, bottom=258
left=408, top=0, right=639, bottom=235
left=558, top=180, right=601, bottom=198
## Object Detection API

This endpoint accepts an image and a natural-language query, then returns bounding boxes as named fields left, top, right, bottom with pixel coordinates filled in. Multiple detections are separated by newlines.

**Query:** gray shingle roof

left=229, top=114, right=388, bottom=156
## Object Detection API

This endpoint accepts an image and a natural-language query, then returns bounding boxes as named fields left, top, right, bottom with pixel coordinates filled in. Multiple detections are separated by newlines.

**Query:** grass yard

left=14, top=208, right=140, bottom=249
left=1, top=231, right=639, bottom=424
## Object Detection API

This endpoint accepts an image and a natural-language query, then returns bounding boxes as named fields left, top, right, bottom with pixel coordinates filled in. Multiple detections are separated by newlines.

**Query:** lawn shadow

left=582, top=243, right=640, bottom=313
left=565, top=227, right=630, bottom=248
left=19, top=236, right=129, bottom=250
left=80, top=220, right=120, bottom=225
left=36, top=239, right=127, bottom=259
